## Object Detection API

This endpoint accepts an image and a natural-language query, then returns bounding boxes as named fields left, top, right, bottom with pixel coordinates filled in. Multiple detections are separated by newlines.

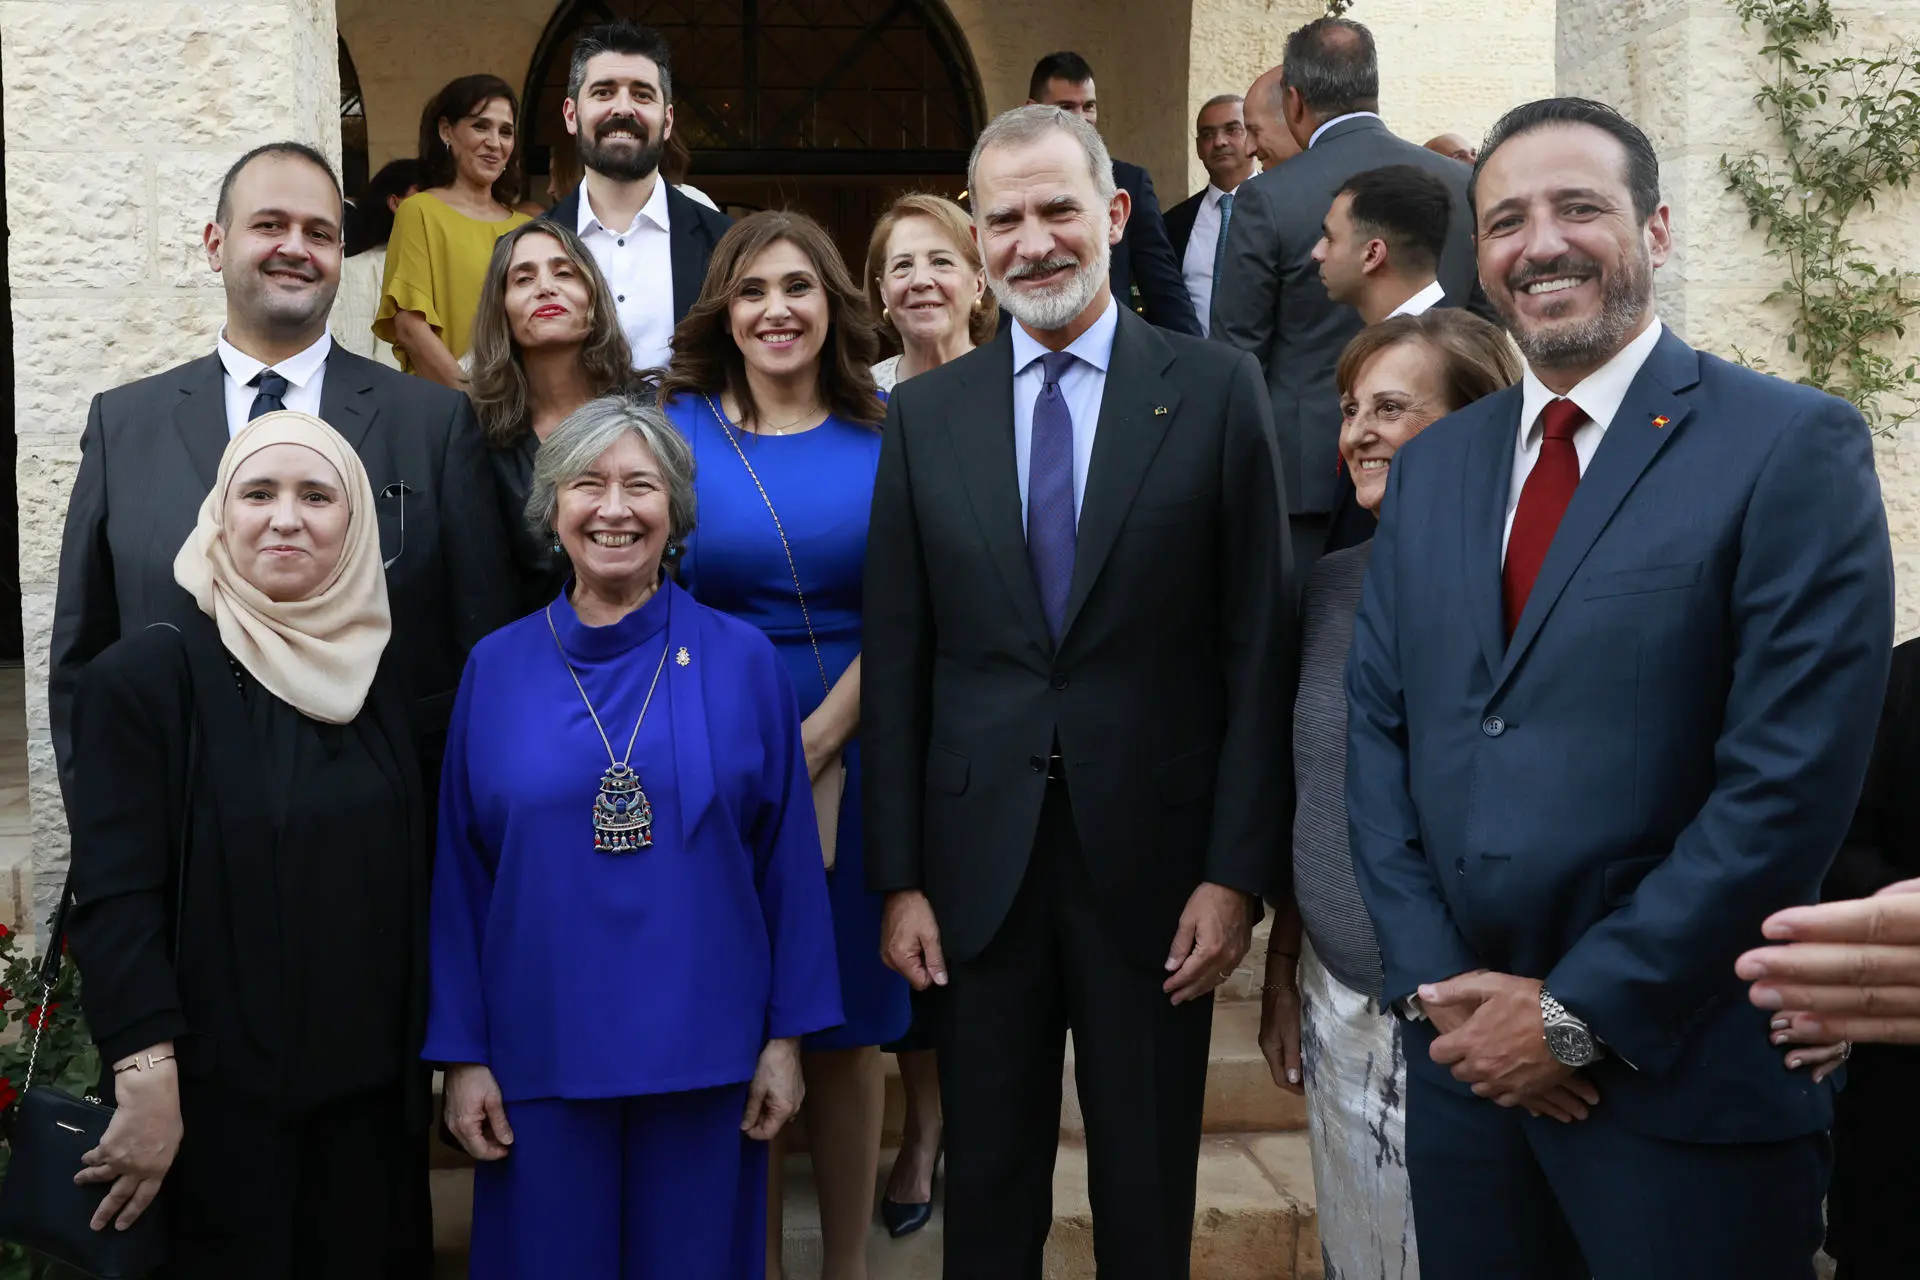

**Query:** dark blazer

left=1164, top=188, right=1204, bottom=264
left=863, top=307, right=1294, bottom=967
left=541, top=181, right=733, bottom=332
left=1211, top=116, right=1492, bottom=515
left=49, top=347, right=517, bottom=797
left=64, top=615, right=429, bottom=1112
left=1111, top=159, right=1202, bottom=336
left=1346, top=328, right=1895, bottom=1144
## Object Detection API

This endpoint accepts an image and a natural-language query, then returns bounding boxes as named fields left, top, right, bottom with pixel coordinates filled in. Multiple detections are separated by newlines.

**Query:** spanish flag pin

left=1651, top=414, right=1670, bottom=429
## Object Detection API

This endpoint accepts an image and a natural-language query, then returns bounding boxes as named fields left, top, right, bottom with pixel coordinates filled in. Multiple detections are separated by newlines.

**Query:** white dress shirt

left=1182, top=184, right=1237, bottom=338
left=1011, top=297, right=1119, bottom=530
left=1501, top=316, right=1665, bottom=558
left=1386, top=278, right=1446, bottom=319
left=576, top=176, right=674, bottom=371
left=1309, top=111, right=1384, bottom=148
left=217, top=328, right=331, bottom=438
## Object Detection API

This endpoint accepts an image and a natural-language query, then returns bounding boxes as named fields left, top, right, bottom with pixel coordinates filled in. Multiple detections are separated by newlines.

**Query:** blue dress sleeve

left=424, top=662, right=496, bottom=1065
left=750, top=647, right=845, bottom=1042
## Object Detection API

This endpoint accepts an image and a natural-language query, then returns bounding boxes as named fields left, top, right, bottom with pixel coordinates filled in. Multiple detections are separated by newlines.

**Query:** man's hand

left=1425, top=972, right=1599, bottom=1120
left=880, top=890, right=948, bottom=991
left=1164, top=882, right=1254, bottom=1005
left=1421, top=967, right=1490, bottom=1036
left=1737, top=878, right=1920, bottom=1044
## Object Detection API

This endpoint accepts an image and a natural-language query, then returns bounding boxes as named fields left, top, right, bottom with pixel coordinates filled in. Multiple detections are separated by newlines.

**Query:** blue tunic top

left=424, top=578, right=844, bottom=1101
left=670, top=393, right=911, bottom=1050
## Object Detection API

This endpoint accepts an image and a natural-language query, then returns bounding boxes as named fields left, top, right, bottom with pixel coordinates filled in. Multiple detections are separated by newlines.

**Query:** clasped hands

left=1420, top=972, right=1600, bottom=1123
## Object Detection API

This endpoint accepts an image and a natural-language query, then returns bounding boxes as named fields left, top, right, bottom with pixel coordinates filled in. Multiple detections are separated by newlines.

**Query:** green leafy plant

left=1720, top=0, right=1920, bottom=432
left=0, top=922, right=100, bottom=1280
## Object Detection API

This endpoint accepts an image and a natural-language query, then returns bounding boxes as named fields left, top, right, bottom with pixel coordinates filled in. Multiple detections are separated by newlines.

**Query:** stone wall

left=2, top=0, right=345, bottom=925
left=1559, top=0, right=1920, bottom=639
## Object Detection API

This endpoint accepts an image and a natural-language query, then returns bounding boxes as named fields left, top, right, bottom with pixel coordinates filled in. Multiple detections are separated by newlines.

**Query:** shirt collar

left=577, top=175, right=672, bottom=237
left=1386, top=279, right=1447, bottom=319
left=217, top=326, right=332, bottom=389
left=1309, top=111, right=1383, bottom=148
left=1518, top=316, right=1666, bottom=443
left=1205, top=183, right=1235, bottom=207
left=1012, top=295, right=1120, bottom=378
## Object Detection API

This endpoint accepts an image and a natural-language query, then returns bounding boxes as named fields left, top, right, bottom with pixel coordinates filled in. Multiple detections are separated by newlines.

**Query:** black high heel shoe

left=881, top=1147, right=942, bottom=1238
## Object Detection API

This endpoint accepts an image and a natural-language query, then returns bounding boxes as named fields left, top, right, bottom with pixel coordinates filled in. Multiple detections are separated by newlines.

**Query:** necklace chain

left=546, top=604, right=671, bottom=767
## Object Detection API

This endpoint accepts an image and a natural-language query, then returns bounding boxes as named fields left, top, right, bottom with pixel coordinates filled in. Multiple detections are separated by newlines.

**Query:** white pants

left=1299, top=939, right=1420, bottom=1279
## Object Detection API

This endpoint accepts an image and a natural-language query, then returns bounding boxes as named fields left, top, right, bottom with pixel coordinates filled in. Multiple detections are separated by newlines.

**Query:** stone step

left=428, top=1001, right=1304, bottom=1170
left=431, top=1131, right=1321, bottom=1280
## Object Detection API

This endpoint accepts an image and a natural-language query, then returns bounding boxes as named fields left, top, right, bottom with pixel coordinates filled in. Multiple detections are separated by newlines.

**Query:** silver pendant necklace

left=546, top=603, right=672, bottom=854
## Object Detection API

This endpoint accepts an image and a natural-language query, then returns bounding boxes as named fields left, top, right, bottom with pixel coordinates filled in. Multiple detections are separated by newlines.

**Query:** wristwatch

left=1539, top=989, right=1603, bottom=1068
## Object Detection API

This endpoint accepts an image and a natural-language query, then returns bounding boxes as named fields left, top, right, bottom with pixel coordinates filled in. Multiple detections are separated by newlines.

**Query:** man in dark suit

left=865, top=105, right=1292, bottom=1279
left=540, top=20, right=731, bottom=370
left=1347, top=98, right=1894, bottom=1279
left=1212, top=17, right=1489, bottom=578
left=51, top=142, right=515, bottom=802
left=1028, top=52, right=1201, bottom=336
left=1165, top=94, right=1258, bottom=338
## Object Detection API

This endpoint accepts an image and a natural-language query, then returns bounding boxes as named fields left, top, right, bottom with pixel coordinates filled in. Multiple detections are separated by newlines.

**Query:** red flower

left=24, top=1003, right=57, bottom=1031
left=0, top=922, right=12, bottom=939
left=0, top=988, right=11, bottom=1006
left=0, top=1078, right=16, bottom=1111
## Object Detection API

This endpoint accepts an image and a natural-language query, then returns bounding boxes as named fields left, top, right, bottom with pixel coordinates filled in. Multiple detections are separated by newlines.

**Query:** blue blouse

left=424, top=578, right=843, bottom=1101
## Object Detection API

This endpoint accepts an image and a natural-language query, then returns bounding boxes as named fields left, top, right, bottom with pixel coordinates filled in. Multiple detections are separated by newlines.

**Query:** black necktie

left=248, top=369, right=289, bottom=421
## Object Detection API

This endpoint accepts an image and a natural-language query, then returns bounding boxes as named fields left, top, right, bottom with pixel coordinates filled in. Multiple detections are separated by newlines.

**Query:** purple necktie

left=1027, top=350, right=1078, bottom=641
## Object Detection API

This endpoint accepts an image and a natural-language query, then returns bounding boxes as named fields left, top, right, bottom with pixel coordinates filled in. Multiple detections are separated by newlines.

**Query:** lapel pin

left=675, top=647, right=691, bottom=667
left=1154, top=406, right=1168, bottom=416
left=1651, top=415, right=1670, bottom=429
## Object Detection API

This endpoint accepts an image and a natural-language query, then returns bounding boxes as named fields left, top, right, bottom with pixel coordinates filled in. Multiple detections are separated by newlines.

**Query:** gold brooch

left=675, top=647, right=691, bottom=667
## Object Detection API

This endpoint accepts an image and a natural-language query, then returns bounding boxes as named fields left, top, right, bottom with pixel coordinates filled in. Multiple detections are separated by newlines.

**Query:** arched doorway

left=523, top=0, right=985, bottom=269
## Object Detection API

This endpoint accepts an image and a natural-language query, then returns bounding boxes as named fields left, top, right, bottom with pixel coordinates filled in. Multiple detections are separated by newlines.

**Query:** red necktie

left=1503, top=397, right=1588, bottom=638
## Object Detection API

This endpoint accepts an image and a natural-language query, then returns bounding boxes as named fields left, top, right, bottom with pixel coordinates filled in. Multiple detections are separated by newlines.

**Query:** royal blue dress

left=671, top=393, right=912, bottom=1051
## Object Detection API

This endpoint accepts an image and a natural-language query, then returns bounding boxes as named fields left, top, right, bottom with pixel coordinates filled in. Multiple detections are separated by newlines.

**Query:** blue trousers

left=1405, top=1066, right=1830, bottom=1280
left=469, top=1083, right=767, bottom=1280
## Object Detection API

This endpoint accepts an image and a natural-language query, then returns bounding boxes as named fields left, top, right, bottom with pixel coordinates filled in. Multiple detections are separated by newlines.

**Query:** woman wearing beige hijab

left=64, top=411, right=433, bottom=1276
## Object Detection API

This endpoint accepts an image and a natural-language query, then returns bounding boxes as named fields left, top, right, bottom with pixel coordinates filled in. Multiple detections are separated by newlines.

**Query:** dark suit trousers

left=1405, top=1067, right=1829, bottom=1280
left=939, top=781, right=1214, bottom=1280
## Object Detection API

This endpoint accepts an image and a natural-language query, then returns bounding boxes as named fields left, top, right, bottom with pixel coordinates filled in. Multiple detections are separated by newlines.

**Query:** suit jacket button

left=1029, top=755, right=1046, bottom=773
left=1481, top=715, right=1506, bottom=737
left=1050, top=673, right=1069, bottom=691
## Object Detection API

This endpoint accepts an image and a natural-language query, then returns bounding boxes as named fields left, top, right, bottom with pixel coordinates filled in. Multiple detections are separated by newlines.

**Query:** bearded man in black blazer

left=865, top=105, right=1293, bottom=1279
left=51, top=142, right=515, bottom=802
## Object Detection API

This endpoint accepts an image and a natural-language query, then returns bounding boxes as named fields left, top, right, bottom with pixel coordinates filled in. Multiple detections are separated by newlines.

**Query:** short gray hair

left=526, top=395, right=697, bottom=547
left=967, top=105, right=1117, bottom=213
left=1281, top=17, right=1379, bottom=118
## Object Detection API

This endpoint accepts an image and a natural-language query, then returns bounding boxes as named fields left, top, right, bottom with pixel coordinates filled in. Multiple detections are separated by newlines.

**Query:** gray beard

left=991, top=239, right=1112, bottom=332
left=1504, top=248, right=1654, bottom=370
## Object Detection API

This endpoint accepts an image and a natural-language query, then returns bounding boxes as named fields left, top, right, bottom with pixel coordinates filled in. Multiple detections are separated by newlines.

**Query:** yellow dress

left=374, top=192, right=531, bottom=374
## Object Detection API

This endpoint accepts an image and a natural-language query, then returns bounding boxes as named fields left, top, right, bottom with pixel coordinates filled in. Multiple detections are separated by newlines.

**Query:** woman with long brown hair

left=377, top=74, right=532, bottom=388
left=656, top=210, right=901, bottom=1280
left=468, top=220, right=634, bottom=613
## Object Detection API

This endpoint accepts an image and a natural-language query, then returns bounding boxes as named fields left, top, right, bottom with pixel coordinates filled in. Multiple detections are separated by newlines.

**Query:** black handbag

left=0, top=689, right=194, bottom=1278
left=0, top=886, right=169, bottom=1278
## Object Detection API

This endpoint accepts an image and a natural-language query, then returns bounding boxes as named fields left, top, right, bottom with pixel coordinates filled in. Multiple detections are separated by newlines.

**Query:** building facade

left=0, top=0, right=1915, bottom=923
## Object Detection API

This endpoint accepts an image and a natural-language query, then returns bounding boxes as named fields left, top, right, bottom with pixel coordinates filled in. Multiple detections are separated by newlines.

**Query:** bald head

left=1425, top=132, right=1476, bottom=163
left=1243, top=67, right=1299, bottom=171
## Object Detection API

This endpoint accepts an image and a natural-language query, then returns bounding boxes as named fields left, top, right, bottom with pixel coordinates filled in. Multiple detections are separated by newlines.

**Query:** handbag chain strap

left=705, top=395, right=833, bottom=698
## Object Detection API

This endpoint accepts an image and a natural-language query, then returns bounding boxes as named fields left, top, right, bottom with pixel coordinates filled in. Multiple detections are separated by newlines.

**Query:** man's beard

left=990, top=237, right=1112, bottom=332
left=236, top=257, right=334, bottom=335
left=578, top=120, right=665, bottom=183
left=1498, top=247, right=1654, bottom=370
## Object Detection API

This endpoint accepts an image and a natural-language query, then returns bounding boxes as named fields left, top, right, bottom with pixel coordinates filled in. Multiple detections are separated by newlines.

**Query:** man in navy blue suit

left=1346, top=97, right=1894, bottom=1279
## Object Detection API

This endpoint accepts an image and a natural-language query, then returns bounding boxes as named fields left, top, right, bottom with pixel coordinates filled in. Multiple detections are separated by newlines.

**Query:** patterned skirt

left=1299, top=939, right=1421, bottom=1279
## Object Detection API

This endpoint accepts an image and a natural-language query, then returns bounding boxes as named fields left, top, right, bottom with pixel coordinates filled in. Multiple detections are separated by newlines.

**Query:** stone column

left=1558, top=0, right=1920, bottom=637
left=2, top=0, right=344, bottom=927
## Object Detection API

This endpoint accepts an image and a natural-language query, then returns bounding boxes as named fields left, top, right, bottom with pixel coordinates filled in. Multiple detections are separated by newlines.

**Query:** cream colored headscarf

left=173, top=410, right=392, bottom=724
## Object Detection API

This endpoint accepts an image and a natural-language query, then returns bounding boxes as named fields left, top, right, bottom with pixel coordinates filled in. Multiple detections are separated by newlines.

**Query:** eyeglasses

left=1197, top=123, right=1247, bottom=143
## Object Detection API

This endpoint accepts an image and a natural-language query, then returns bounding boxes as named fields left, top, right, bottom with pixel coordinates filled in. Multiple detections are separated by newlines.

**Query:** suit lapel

left=172, top=355, right=231, bottom=489
left=949, top=333, right=1052, bottom=647
left=1462, top=391, right=1520, bottom=682
left=319, top=348, right=378, bottom=456
left=1061, top=311, right=1178, bottom=638
left=666, top=186, right=705, bottom=323
left=1497, top=332, right=1701, bottom=686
